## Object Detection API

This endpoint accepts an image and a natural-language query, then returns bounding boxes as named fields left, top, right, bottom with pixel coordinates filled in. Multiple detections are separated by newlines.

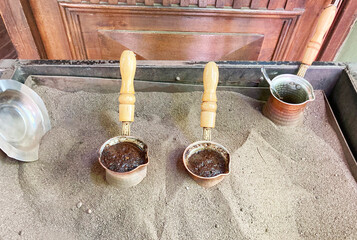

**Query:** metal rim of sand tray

left=0, top=79, right=51, bottom=161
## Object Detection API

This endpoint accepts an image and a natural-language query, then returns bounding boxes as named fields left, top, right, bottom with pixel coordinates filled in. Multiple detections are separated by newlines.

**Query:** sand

left=0, top=79, right=356, bottom=240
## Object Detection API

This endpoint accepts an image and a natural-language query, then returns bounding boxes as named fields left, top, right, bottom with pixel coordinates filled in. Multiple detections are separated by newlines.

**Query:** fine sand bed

left=0, top=81, right=356, bottom=240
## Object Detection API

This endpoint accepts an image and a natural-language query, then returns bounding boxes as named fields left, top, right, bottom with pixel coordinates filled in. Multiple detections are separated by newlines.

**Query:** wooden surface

left=267, top=0, right=284, bottom=10
left=0, top=0, right=45, bottom=59
left=285, top=0, right=334, bottom=61
left=119, top=50, right=136, bottom=123
left=38, top=0, right=312, bottom=60
left=98, top=30, right=264, bottom=61
left=64, top=0, right=305, bottom=9
left=59, top=3, right=302, bottom=61
left=250, top=0, right=269, bottom=9
left=29, top=0, right=72, bottom=59
left=285, top=0, right=306, bottom=11
left=233, top=0, right=250, bottom=9
left=0, top=0, right=353, bottom=61
left=201, top=62, right=218, bottom=129
left=301, top=4, right=337, bottom=66
left=0, top=17, right=17, bottom=59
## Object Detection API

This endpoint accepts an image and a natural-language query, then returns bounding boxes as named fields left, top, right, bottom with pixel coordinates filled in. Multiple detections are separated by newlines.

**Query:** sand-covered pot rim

left=183, top=140, right=230, bottom=180
left=98, top=135, right=149, bottom=175
left=269, top=74, right=315, bottom=106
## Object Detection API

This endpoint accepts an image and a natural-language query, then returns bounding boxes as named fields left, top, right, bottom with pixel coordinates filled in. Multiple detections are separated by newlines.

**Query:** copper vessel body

left=262, top=74, right=315, bottom=127
left=98, top=136, right=149, bottom=188
left=263, top=95, right=307, bottom=126
left=183, top=141, right=230, bottom=188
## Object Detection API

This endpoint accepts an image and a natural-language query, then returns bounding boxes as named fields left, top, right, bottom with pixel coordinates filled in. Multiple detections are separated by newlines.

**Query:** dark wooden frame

left=0, top=16, right=17, bottom=59
left=0, top=0, right=46, bottom=59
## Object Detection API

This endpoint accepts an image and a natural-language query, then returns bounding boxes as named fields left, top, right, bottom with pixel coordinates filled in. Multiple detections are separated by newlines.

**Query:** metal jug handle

left=308, top=90, right=316, bottom=102
left=261, top=67, right=273, bottom=86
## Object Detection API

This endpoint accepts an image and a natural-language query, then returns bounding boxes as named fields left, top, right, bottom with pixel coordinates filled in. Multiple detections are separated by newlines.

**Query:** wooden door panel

left=23, top=0, right=345, bottom=60
left=2, top=0, right=343, bottom=61
left=98, top=30, right=263, bottom=60
left=79, top=11, right=285, bottom=34
left=0, top=16, right=17, bottom=59
left=268, top=0, right=286, bottom=10
left=60, top=3, right=302, bottom=61
left=81, top=13, right=282, bottom=60
left=250, top=0, right=269, bottom=9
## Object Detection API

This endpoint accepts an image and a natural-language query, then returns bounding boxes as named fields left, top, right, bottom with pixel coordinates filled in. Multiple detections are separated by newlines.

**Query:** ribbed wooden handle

left=200, top=62, right=219, bottom=128
left=119, top=50, right=136, bottom=122
left=302, top=4, right=337, bottom=66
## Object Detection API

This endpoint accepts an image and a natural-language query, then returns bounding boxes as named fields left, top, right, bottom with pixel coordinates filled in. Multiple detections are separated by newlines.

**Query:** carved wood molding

left=67, top=0, right=306, bottom=10
left=59, top=3, right=303, bottom=61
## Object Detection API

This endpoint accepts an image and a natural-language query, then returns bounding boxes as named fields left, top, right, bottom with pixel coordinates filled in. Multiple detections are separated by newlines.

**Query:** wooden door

left=58, top=1, right=304, bottom=61
left=2, top=0, right=351, bottom=61
left=59, top=4, right=302, bottom=61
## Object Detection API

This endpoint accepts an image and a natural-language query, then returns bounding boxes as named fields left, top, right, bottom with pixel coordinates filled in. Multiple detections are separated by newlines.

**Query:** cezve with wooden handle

left=201, top=61, right=219, bottom=141
left=119, top=50, right=136, bottom=136
left=297, top=1, right=339, bottom=77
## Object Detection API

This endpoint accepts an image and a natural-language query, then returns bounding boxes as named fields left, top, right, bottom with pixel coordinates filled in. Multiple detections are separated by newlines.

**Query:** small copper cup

left=261, top=69, right=315, bottom=126
left=99, top=136, right=148, bottom=188
left=183, top=141, right=230, bottom=188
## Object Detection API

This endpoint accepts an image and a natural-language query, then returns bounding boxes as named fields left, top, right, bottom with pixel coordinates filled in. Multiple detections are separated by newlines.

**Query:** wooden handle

left=302, top=4, right=337, bottom=66
left=119, top=50, right=136, bottom=122
left=200, top=62, right=219, bottom=129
